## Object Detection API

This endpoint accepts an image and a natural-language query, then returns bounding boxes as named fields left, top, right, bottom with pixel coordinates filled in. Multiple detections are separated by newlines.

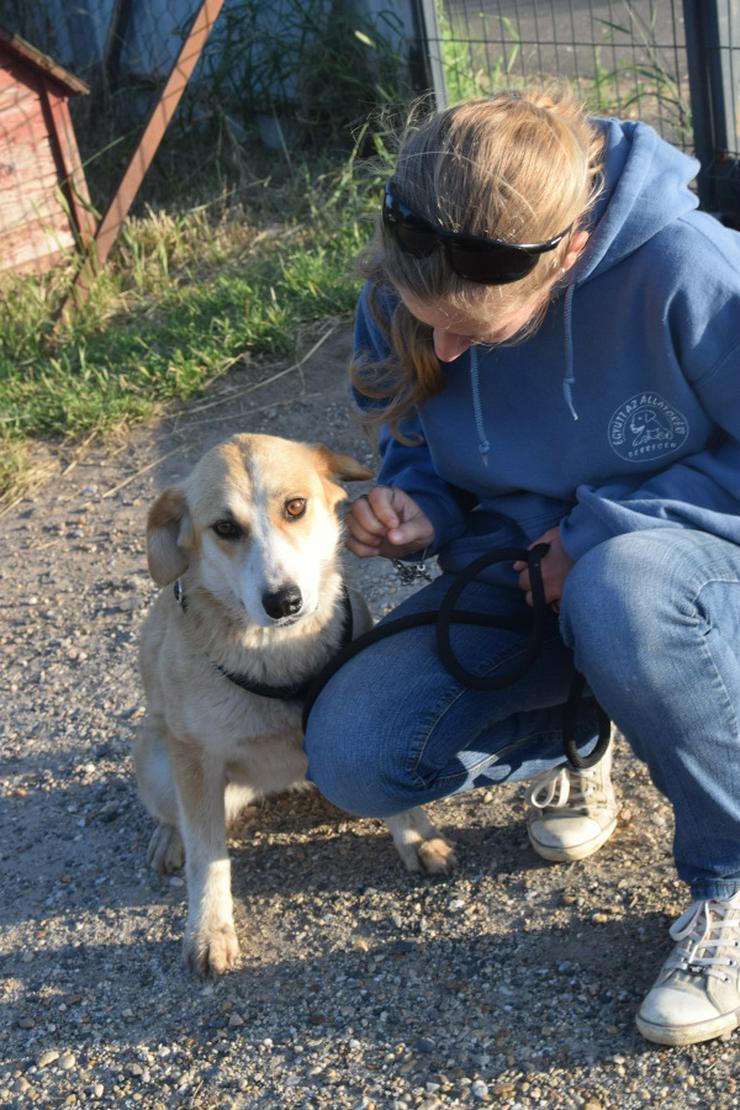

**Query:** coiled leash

left=301, top=543, right=611, bottom=771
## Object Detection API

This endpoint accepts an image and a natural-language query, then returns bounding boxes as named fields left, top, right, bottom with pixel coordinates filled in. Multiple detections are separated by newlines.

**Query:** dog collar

left=174, top=577, right=187, bottom=611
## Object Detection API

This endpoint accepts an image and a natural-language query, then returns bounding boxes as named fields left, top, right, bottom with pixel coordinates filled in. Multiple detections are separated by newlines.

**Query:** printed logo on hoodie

left=608, top=392, right=689, bottom=462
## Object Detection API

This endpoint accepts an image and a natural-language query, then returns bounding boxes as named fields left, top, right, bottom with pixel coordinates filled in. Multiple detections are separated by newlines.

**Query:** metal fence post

left=682, top=0, right=740, bottom=222
left=409, top=0, right=447, bottom=110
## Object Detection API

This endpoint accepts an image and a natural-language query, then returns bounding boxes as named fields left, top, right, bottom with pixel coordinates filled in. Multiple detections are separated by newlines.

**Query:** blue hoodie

left=353, top=119, right=740, bottom=583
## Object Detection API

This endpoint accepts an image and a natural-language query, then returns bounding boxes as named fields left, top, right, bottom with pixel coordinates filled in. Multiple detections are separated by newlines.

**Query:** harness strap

left=301, top=544, right=611, bottom=771
left=175, top=581, right=355, bottom=703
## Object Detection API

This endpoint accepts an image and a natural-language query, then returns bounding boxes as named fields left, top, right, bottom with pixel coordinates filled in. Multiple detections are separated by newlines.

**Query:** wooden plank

left=41, top=86, right=96, bottom=245
left=0, top=28, right=89, bottom=96
left=0, top=46, right=92, bottom=275
left=0, top=199, right=75, bottom=274
left=60, top=0, right=225, bottom=317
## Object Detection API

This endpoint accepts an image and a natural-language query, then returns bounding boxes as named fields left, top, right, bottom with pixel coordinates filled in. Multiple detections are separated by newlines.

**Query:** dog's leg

left=133, top=717, right=185, bottom=874
left=384, top=808, right=456, bottom=875
left=170, top=740, right=239, bottom=977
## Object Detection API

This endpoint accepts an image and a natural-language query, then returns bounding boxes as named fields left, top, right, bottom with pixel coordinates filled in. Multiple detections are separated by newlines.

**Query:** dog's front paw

left=416, top=835, right=456, bottom=875
left=147, top=823, right=185, bottom=874
left=184, top=920, right=240, bottom=977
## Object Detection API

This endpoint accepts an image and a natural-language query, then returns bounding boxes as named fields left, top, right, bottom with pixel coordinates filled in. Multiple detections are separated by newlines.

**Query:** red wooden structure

left=0, top=26, right=95, bottom=276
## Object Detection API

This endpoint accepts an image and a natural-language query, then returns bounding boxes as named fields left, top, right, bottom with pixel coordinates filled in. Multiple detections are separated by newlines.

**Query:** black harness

left=174, top=579, right=355, bottom=703
left=176, top=544, right=611, bottom=771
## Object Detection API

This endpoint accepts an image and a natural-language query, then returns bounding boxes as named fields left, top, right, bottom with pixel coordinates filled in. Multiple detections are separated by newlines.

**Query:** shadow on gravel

left=1, top=909, right=670, bottom=1068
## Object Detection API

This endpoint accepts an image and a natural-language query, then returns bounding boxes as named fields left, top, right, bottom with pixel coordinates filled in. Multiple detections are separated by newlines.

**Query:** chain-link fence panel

left=435, top=1, right=691, bottom=149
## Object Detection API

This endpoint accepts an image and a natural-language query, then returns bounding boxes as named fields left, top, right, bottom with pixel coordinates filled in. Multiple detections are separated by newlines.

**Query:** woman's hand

left=346, top=486, right=435, bottom=560
left=513, top=526, right=575, bottom=608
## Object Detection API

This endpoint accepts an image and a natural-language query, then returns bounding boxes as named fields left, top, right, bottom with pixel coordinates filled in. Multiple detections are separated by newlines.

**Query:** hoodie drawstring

left=562, top=284, right=579, bottom=421
left=469, top=346, right=491, bottom=466
left=469, top=285, right=579, bottom=456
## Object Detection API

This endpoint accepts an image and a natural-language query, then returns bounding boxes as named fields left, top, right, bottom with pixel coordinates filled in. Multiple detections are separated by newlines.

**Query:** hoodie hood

left=552, top=119, right=701, bottom=422
left=572, top=118, right=701, bottom=284
left=467, top=120, right=702, bottom=439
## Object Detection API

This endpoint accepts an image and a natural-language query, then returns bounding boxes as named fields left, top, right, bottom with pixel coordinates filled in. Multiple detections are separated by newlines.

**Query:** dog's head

left=146, top=433, right=372, bottom=627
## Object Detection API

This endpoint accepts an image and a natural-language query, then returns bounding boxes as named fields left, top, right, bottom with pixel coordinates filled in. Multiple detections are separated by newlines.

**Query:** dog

left=134, top=433, right=455, bottom=976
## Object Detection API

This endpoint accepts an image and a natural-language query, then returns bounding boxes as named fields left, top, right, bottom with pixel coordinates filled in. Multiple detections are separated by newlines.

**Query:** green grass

left=0, top=149, right=383, bottom=504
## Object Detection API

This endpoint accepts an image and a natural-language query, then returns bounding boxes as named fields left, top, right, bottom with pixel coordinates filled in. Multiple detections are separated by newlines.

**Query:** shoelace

left=666, top=899, right=740, bottom=982
left=528, top=765, right=607, bottom=814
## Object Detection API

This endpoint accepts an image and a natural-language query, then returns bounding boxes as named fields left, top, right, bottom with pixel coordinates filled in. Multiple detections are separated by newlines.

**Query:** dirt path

left=1, top=330, right=736, bottom=1109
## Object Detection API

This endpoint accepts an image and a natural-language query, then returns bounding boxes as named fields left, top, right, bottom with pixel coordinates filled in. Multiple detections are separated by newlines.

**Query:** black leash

left=301, top=544, right=611, bottom=771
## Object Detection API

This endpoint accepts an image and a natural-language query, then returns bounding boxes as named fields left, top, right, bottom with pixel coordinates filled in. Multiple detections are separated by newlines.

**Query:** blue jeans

left=305, top=529, right=740, bottom=901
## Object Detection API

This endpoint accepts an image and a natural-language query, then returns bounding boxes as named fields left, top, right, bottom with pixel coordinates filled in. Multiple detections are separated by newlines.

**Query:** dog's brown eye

left=212, top=519, right=241, bottom=540
left=284, top=497, right=307, bottom=520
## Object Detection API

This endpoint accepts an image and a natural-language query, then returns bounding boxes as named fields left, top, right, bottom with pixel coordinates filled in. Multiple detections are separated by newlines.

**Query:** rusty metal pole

left=60, top=0, right=225, bottom=320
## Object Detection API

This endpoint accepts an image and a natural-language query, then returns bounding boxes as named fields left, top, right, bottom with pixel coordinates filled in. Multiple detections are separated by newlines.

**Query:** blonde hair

left=353, top=87, right=605, bottom=437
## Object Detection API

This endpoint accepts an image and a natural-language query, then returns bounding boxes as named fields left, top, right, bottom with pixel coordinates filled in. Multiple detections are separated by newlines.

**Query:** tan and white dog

left=134, top=433, right=454, bottom=976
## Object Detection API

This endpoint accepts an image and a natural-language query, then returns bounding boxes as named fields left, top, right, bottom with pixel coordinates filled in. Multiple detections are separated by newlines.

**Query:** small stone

left=414, top=1037, right=435, bottom=1054
left=38, top=1049, right=60, bottom=1068
left=17, top=1017, right=35, bottom=1029
left=93, top=1084, right=104, bottom=1098
left=228, top=1013, right=244, bottom=1028
left=58, top=1052, right=76, bottom=1071
left=494, top=1083, right=516, bottom=1098
left=584, top=1101, right=603, bottom=1110
left=471, top=1079, right=489, bottom=1100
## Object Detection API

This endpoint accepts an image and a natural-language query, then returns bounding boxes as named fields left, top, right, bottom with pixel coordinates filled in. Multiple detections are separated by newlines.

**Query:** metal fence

left=1, top=0, right=739, bottom=229
left=416, top=0, right=740, bottom=220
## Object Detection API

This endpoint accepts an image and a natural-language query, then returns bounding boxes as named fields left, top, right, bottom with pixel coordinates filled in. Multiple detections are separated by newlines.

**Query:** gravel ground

left=1, top=327, right=737, bottom=1109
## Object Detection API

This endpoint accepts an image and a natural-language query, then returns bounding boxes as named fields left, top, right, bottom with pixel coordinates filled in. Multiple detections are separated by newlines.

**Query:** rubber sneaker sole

left=636, top=1007, right=740, bottom=1046
left=527, top=816, right=617, bottom=862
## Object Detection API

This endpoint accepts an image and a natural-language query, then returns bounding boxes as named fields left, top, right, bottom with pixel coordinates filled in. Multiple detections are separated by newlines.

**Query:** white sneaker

left=637, top=892, right=740, bottom=1046
left=526, top=744, right=617, bottom=862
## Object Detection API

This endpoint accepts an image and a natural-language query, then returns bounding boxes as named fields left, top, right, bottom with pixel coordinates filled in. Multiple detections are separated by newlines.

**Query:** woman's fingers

left=350, top=493, right=389, bottom=537
left=346, top=534, right=382, bottom=558
left=346, top=487, right=434, bottom=559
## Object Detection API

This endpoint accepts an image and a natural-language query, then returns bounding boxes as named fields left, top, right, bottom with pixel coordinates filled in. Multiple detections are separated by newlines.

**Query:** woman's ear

left=562, top=229, right=590, bottom=271
left=146, top=487, right=192, bottom=585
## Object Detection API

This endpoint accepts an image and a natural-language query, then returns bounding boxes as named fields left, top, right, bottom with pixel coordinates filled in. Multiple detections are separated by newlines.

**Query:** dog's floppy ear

left=146, top=486, right=192, bottom=585
left=313, top=444, right=373, bottom=483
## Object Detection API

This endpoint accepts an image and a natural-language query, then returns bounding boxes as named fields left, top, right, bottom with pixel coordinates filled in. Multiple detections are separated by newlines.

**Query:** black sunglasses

left=382, top=181, right=571, bottom=285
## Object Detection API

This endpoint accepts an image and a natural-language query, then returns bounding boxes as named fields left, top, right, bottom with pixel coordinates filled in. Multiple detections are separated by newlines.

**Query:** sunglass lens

left=448, top=242, right=539, bottom=284
left=393, top=222, right=437, bottom=257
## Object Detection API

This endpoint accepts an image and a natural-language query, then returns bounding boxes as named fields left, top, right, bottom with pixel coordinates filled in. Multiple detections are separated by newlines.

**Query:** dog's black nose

left=262, top=586, right=303, bottom=620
